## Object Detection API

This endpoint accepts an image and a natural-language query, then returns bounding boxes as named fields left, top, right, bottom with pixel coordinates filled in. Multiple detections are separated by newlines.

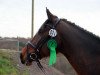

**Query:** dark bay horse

left=20, top=8, right=100, bottom=75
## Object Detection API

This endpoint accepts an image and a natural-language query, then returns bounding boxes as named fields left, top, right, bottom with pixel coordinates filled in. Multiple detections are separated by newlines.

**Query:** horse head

left=20, top=8, right=62, bottom=66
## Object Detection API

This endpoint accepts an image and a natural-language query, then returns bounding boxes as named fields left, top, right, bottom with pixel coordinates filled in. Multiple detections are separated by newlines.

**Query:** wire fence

left=0, top=38, right=25, bottom=51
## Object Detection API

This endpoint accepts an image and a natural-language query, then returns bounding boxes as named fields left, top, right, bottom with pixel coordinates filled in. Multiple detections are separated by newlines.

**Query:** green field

left=0, top=49, right=28, bottom=75
left=0, top=50, right=18, bottom=75
left=0, top=49, right=77, bottom=75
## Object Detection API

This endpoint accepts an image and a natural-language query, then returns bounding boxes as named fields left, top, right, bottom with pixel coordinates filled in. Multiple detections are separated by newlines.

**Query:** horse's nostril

left=20, top=53, right=25, bottom=64
left=21, top=60, right=25, bottom=64
left=20, top=53, right=22, bottom=59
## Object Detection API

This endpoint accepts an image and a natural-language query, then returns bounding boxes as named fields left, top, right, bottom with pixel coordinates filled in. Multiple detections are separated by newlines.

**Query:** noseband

left=25, top=18, right=60, bottom=73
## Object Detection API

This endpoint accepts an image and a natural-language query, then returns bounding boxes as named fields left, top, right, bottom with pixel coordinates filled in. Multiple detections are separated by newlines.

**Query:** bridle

left=25, top=18, right=60, bottom=74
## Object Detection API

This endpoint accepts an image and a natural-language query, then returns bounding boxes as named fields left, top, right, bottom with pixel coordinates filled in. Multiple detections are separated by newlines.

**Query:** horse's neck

left=58, top=21, right=100, bottom=75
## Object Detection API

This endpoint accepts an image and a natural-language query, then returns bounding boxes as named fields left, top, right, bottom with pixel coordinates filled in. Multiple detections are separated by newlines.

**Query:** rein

left=25, top=18, right=60, bottom=74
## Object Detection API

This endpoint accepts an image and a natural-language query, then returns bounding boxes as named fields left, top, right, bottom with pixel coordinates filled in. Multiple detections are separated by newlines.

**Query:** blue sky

left=0, top=0, right=100, bottom=38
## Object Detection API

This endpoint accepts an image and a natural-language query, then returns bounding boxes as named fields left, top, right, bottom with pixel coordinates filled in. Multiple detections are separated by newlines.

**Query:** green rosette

left=47, top=39, right=57, bottom=66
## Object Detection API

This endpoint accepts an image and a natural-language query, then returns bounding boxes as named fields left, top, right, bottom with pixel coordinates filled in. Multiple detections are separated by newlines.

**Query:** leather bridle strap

left=26, top=41, right=48, bottom=75
left=27, top=35, right=50, bottom=60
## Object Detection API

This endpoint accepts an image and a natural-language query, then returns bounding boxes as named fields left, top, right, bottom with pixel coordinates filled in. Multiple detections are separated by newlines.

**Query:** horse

left=20, top=8, right=100, bottom=75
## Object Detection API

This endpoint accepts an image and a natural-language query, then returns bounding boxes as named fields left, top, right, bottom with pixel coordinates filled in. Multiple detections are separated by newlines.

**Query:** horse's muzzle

left=20, top=53, right=25, bottom=64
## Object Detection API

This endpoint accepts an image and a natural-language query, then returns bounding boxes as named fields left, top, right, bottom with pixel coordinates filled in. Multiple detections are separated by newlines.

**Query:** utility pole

left=31, top=0, right=34, bottom=38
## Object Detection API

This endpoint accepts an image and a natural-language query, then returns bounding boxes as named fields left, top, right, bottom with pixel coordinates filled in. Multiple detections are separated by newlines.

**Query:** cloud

left=0, top=0, right=100, bottom=37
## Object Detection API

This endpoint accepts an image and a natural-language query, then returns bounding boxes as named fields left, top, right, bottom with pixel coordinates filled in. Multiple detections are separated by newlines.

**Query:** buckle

left=30, top=53, right=37, bottom=61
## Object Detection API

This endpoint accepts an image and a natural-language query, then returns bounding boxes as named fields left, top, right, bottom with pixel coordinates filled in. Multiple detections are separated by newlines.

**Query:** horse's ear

left=46, top=8, right=58, bottom=23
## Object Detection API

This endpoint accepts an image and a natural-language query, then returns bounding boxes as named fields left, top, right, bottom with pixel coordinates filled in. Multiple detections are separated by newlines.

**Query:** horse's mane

left=61, top=18, right=100, bottom=42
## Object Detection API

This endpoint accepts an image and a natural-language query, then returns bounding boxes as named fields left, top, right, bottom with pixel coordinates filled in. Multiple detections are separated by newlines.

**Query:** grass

left=0, top=50, right=18, bottom=75
left=0, top=49, right=77, bottom=75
